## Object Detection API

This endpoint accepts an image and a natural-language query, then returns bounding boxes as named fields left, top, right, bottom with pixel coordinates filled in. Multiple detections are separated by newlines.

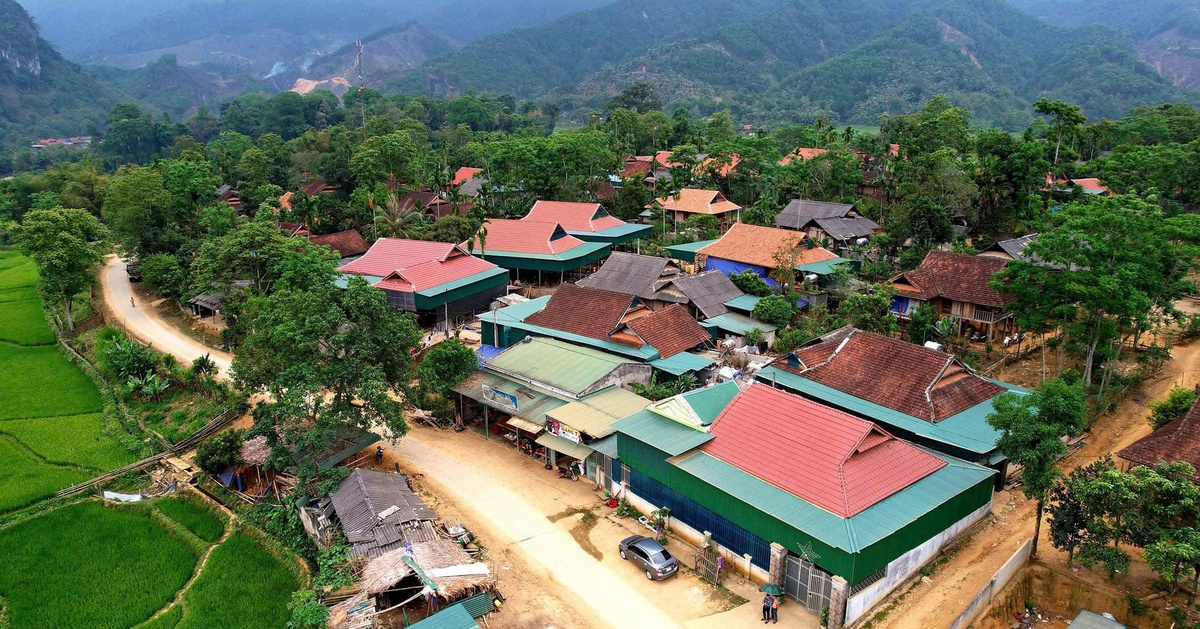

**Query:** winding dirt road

left=99, top=256, right=233, bottom=378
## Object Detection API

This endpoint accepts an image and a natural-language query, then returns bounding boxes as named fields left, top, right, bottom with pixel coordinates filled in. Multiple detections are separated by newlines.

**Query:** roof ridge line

left=926, top=356, right=954, bottom=422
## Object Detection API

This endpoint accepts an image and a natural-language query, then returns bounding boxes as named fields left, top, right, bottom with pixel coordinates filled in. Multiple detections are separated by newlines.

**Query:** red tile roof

left=652, top=189, right=742, bottom=216
left=466, top=219, right=589, bottom=256
left=626, top=304, right=711, bottom=358
left=309, top=229, right=369, bottom=258
left=780, top=147, right=829, bottom=165
left=525, top=284, right=635, bottom=340
left=1119, top=396, right=1200, bottom=482
left=890, top=251, right=1011, bottom=308
left=700, top=384, right=946, bottom=517
left=452, top=167, right=483, bottom=186
left=698, top=223, right=838, bottom=269
left=1070, top=178, right=1111, bottom=195
left=699, top=153, right=740, bottom=178
left=341, top=238, right=499, bottom=293
left=778, top=329, right=1006, bottom=423
left=655, top=150, right=686, bottom=168
left=524, top=201, right=626, bottom=233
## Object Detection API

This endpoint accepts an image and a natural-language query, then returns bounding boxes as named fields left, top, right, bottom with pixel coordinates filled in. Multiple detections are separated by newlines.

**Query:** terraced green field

left=0, top=251, right=128, bottom=512
left=0, top=502, right=198, bottom=629
left=174, top=533, right=300, bottom=629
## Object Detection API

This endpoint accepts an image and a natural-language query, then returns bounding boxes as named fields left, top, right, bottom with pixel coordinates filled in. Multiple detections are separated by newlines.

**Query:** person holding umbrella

left=760, top=584, right=782, bottom=623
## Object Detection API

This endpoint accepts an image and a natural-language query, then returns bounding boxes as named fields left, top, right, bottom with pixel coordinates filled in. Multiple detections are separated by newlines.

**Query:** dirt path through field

left=876, top=313, right=1200, bottom=629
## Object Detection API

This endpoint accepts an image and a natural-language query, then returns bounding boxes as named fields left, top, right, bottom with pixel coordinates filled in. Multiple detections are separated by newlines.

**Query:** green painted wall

left=618, top=434, right=994, bottom=584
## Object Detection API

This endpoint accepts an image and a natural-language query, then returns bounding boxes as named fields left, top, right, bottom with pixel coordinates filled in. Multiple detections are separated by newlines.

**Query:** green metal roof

left=406, top=603, right=477, bottom=629
left=704, top=312, right=777, bottom=336
left=571, top=223, right=654, bottom=245
left=676, top=381, right=740, bottom=425
left=452, top=371, right=569, bottom=425
left=457, top=592, right=496, bottom=619
left=755, top=367, right=1019, bottom=458
left=665, top=239, right=719, bottom=263
left=670, top=449, right=994, bottom=553
left=795, top=257, right=850, bottom=276
left=722, top=294, right=762, bottom=314
left=614, top=409, right=715, bottom=456
left=1067, top=611, right=1126, bottom=629
left=414, top=267, right=510, bottom=310
left=485, top=337, right=638, bottom=397
left=649, top=352, right=715, bottom=376
left=479, top=297, right=660, bottom=361
left=589, top=434, right=619, bottom=458
left=536, top=432, right=594, bottom=460
left=469, top=241, right=610, bottom=272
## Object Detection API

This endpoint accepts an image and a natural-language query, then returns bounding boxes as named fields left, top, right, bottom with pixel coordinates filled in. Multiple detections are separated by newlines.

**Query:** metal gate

left=694, top=546, right=724, bottom=584
left=785, top=554, right=833, bottom=613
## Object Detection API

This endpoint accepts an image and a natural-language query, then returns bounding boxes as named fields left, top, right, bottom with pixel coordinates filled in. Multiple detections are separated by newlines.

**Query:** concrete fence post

left=768, top=543, right=787, bottom=588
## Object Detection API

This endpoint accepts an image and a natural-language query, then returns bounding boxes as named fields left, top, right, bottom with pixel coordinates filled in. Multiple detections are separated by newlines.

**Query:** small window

left=655, top=549, right=673, bottom=562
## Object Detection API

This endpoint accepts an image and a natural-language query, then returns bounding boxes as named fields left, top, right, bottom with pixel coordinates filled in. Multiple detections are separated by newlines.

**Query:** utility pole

left=355, top=41, right=366, bottom=128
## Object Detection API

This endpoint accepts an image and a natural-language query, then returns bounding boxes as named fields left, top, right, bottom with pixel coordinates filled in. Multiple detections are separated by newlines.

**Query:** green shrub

left=730, top=270, right=772, bottom=297
left=752, top=294, right=798, bottom=327
left=1150, top=386, right=1197, bottom=430
left=195, top=429, right=246, bottom=476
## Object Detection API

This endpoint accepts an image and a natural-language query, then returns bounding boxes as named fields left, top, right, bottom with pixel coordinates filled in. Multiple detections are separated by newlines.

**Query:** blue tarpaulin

left=476, top=344, right=503, bottom=367
left=218, top=468, right=245, bottom=491
left=704, top=257, right=778, bottom=287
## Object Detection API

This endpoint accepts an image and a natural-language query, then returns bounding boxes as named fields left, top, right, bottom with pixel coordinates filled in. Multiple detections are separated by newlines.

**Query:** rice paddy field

left=174, top=533, right=301, bottom=629
left=0, top=502, right=198, bottom=629
left=155, top=494, right=227, bottom=543
left=0, top=251, right=131, bottom=512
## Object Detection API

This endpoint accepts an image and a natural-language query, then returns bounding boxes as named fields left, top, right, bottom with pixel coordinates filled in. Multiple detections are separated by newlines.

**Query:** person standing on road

left=770, top=594, right=779, bottom=623
left=761, top=593, right=772, bottom=623
left=130, top=296, right=135, bottom=307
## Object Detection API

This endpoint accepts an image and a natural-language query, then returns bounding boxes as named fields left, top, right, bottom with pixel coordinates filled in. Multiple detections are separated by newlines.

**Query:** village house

left=523, top=200, right=652, bottom=246
left=479, top=284, right=716, bottom=378
left=649, top=189, right=743, bottom=229
left=979, top=233, right=1039, bottom=262
left=773, top=199, right=880, bottom=248
left=701, top=294, right=778, bottom=349
left=612, top=382, right=995, bottom=627
left=1118, top=392, right=1200, bottom=482
left=696, top=222, right=845, bottom=287
left=578, top=252, right=744, bottom=320
left=339, top=238, right=509, bottom=329
left=755, top=327, right=1023, bottom=481
left=462, top=219, right=610, bottom=285
left=309, top=229, right=370, bottom=260
left=887, top=250, right=1015, bottom=339
left=279, top=178, right=337, bottom=211
left=452, top=337, right=652, bottom=482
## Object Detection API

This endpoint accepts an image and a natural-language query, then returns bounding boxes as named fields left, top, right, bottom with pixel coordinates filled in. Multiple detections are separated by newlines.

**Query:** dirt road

left=874, top=318, right=1200, bottom=629
left=99, top=255, right=233, bottom=378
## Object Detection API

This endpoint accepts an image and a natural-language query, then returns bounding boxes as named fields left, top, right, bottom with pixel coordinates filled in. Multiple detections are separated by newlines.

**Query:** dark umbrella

left=760, top=584, right=782, bottom=596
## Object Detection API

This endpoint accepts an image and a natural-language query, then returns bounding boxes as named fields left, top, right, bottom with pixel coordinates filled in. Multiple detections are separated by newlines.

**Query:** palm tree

left=377, top=193, right=428, bottom=239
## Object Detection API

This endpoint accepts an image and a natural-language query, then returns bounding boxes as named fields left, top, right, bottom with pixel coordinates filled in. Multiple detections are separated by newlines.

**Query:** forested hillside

left=0, top=0, right=121, bottom=149
left=388, top=0, right=789, bottom=97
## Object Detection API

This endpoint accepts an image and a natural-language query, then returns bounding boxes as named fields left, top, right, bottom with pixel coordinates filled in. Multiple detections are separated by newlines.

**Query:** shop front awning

left=452, top=372, right=569, bottom=425
left=588, top=434, right=619, bottom=459
left=506, top=416, right=544, bottom=433
left=535, top=433, right=594, bottom=460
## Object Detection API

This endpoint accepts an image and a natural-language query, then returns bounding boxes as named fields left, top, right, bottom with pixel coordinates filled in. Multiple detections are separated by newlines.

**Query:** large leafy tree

left=987, top=378, right=1087, bottom=557
left=840, top=288, right=898, bottom=336
left=192, top=220, right=313, bottom=295
left=102, top=165, right=189, bottom=258
left=1033, top=98, right=1086, bottom=167
left=15, top=208, right=109, bottom=331
left=234, top=252, right=421, bottom=478
left=351, top=132, right=422, bottom=188
left=993, top=195, right=1200, bottom=385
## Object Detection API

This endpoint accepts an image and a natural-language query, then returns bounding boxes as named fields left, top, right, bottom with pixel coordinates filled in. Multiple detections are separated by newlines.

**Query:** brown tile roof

left=777, top=328, right=1006, bottom=423
left=1119, top=397, right=1200, bottom=482
left=890, top=251, right=1011, bottom=308
left=301, top=179, right=333, bottom=196
left=525, top=284, right=636, bottom=341
left=620, top=157, right=655, bottom=178
left=626, top=304, right=711, bottom=358
left=309, top=229, right=369, bottom=258
left=652, top=189, right=742, bottom=216
left=697, top=223, right=838, bottom=269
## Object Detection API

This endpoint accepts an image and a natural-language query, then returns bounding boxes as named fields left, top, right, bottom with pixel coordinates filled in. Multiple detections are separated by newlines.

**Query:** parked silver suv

left=618, top=535, right=679, bottom=580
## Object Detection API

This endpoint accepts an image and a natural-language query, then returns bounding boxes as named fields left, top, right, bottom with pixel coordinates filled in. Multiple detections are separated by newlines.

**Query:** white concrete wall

left=845, top=501, right=992, bottom=625
left=623, top=487, right=771, bottom=583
